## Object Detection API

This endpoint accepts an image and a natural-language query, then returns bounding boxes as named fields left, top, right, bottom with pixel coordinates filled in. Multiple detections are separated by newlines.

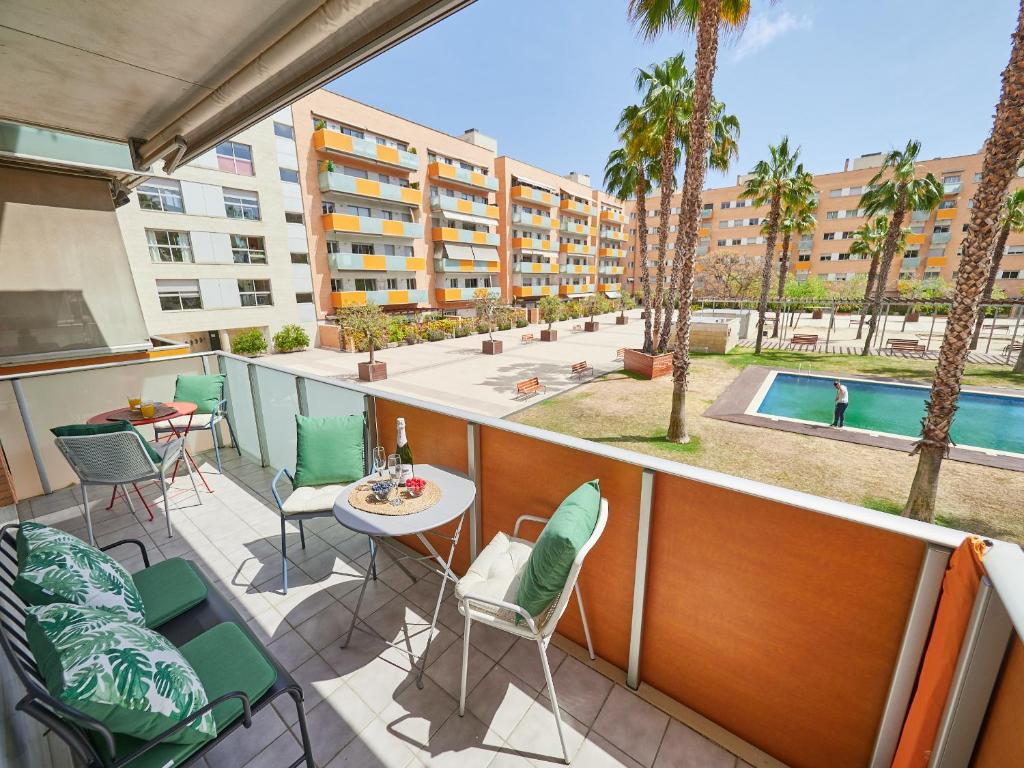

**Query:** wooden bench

left=789, top=334, right=819, bottom=349
left=570, top=361, right=594, bottom=380
left=615, top=347, right=625, bottom=361
left=1004, top=341, right=1023, bottom=361
left=889, top=338, right=927, bottom=355
left=513, top=377, right=547, bottom=400
left=521, top=333, right=535, bottom=344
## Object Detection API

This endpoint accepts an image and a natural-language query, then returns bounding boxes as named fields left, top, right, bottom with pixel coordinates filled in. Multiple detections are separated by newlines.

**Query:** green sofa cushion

left=292, top=413, right=364, bottom=488
left=132, top=558, right=208, bottom=629
left=26, top=603, right=216, bottom=745
left=173, top=374, right=226, bottom=415
left=14, top=522, right=147, bottom=626
left=51, top=420, right=162, bottom=464
left=515, top=480, right=601, bottom=620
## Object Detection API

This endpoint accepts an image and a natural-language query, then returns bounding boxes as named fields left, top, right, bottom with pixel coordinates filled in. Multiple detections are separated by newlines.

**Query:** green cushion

left=52, top=420, right=162, bottom=464
left=26, top=603, right=216, bottom=745
left=132, top=558, right=208, bottom=629
left=515, top=480, right=601, bottom=620
left=292, top=413, right=364, bottom=488
left=173, top=374, right=225, bottom=415
left=14, top=522, right=147, bottom=626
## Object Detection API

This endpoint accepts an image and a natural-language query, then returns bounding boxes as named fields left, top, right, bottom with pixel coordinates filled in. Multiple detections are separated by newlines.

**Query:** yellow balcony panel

left=430, top=194, right=499, bottom=219
left=511, top=185, right=557, bottom=206
left=331, top=289, right=426, bottom=308
left=598, top=283, right=622, bottom=292
left=598, top=265, right=625, bottom=275
left=313, top=128, right=419, bottom=171
left=795, top=262, right=811, bottom=270
left=512, top=285, right=555, bottom=297
left=560, top=219, right=597, bottom=236
left=512, top=261, right=558, bottom=274
left=427, top=161, right=499, bottom=192
left=322, top=213, right=423, bottom=239
left=598, top=247, right=626, bottom=259
left=318, top=171, right=421, bottom=206
left=599, top=210, right=626, bottom=224
left=935, top=208, right=957, bottom=220
left=699, top=227, right=710, bottom=237
left=599, top=229, right=627, bottom=242
left=927, top=256, right=947, bottom=267
left=559, top=283, right=595, bottom=295
left=434, top=287, right=501, bottom=303
left=511, top=237, right=557, bottom=252
left=559, top=243, right=596, bottom=256
left=431, top=227, right=500, bottom=246
left=560, top=199, right=595, bottom=216
left=559, top=263, right=596, bottom=274
left=906, top=233, right=926, bottom=245
left=329, top=253, right=425, bottom=271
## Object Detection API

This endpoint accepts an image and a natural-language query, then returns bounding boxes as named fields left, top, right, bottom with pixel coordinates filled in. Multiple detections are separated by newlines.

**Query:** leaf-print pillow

left=25, top=604, right=216, bottom=744
left=14, top=522, right=146, bottom=626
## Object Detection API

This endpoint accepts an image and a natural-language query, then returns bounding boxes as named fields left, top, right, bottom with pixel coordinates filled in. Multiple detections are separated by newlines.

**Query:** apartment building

left=626, top=151, right=1024, bottom=296
left=116, top=109, right=316, bottom=352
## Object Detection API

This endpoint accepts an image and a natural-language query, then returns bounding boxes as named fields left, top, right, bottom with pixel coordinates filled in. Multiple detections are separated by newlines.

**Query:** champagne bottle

left=395, top=417, right=414, bottom=486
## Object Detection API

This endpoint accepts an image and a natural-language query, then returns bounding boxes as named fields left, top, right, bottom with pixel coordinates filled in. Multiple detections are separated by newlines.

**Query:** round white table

left=333, top=463, right=476, bottom=687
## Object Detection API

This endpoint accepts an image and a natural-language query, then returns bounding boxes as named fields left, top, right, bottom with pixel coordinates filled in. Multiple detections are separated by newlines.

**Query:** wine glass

left=372, top=446, right=386, bottom=479
left=387, top=454, right=402, bottom=505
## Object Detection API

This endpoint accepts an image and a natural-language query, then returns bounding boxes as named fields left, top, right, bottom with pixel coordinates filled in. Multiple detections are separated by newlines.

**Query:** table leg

left=167, top=417, right=213, bottom=494
left=415, top=511, right=466, bottom=689
left=342, top=537, right=379, bottom=649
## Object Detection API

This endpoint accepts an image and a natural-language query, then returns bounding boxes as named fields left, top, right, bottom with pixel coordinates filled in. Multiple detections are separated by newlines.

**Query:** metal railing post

left=869, top=545, right=951, bottom=768
left=466, top=423, right=482, bottom=561
left=12, top=379, right=51, bottom=495
left=364, top=395, right=378, bottom=475
left=295, top=377, right=309, bottom=417
left=985, top=309, right=997, bottom=354
left=627, top=469, right=655, bottom=691
left=246, top=364, right=270, bottom=468
left=928, top=309, right=938, bottom=350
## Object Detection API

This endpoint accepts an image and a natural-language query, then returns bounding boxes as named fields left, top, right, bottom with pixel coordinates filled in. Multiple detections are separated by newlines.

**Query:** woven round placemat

left=105, top=404, right=177, bottom=422
left=348, top=479, right=442, bottom=516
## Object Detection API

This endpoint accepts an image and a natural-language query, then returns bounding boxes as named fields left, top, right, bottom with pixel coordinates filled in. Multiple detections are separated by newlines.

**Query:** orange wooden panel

left=377, top=145, right=400, bottom=165
left=640, top=472, right=925, bottom=768
left=972, top=636, right=1024, bottom=767
left=479, top=428, right=641, bottom=670
left=374, top=401, right=471, bottom=574
left=364, top=255, right=386, bottom=271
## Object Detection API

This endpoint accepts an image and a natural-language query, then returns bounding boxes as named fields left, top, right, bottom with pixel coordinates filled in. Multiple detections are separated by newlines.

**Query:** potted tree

left=338, top=305, right=389, bottom=381
left=538, top=294, right=561, bottom=341
left=616, top=292, right=636, bottom=325
left=582, top=294, right=604, bottom=332
left=473, top=289, right=503, bottom=354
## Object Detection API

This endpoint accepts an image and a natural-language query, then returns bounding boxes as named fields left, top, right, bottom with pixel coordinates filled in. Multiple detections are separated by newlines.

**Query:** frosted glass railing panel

left=254, top=366, right=299, bottom=471
left=303, top=379, right=366, bottom=420
left=220, top=357, right=261, bottom=464
left=13, top=357, right=206, bottom=497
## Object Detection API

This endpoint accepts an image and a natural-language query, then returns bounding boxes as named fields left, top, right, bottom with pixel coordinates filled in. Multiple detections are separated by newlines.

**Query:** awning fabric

left=470, top=245, right=499, bottom=262
left=604, top=291, right=621, bottom=299
left=440, top=209, right=494, bottom=227
left=443, top=243, right=476, bottom=261
left=514, top=176, right=556, bottom=193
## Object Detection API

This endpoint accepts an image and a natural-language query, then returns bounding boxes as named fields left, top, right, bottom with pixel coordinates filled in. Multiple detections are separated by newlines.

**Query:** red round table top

left=87, top=401, right=197, bottom=427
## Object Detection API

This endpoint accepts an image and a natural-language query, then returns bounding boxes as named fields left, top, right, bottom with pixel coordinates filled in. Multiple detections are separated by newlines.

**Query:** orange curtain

left=891, top=536, right=987, bottom=768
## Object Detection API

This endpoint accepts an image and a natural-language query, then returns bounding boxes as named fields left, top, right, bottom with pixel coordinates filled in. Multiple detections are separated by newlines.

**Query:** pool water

left=756, top=373, right=1024, bottom=455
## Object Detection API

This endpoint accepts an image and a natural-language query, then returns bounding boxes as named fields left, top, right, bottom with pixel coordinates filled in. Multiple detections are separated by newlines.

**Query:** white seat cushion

left=456, top=532, right=536, bottom=629
left=280, top=485, right=346, bottom=515
left=155, top=413, right=217, bottom=430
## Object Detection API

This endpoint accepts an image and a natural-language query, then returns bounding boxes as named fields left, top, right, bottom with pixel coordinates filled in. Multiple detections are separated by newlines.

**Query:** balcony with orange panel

left=511, top=185, right=557, bottom=206
left=322, top=213, right=423, bottom=239
left=427, top=161, right=499, bottom=192
left=313, top=127, right=419, bottom=171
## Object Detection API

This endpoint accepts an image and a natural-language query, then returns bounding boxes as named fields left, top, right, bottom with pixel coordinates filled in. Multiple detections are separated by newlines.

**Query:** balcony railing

left=931, top=231, right=953, bottom=244
left=599, top=229, right=627, bottom=242
left=598, top=247, right=627, bottom=259
left=322, top=213, right=423, bottom=239
left=313, top=127, right=419, bottom=171
left=427, top=161, right=499, bottom=192
left=511, top=261, right=558, bottom=274
left=902, top=257, right=921, bottom=268
left=911, top=209, right=932, bottom=222
left=328, top=252, right=425, bottom=272
left=558, top=282, right=595, bottom=295
left=331, top=288, right=427, bottom=307
left=936, top=208, right=957, bottom=220
left=907, top=232, right=927, bottom=245
left=511, top=211, right=557, bottom=230
left=598, top=282, right=621, bottom=292
left=559, top=199, right=595, bottom=216
left=943, top=182, right=962, bottom=195
left=559, top=263, right=596, bottom=274
left=430, top=193, right=499, bottom=220
left=3, top=353, right=1021, bottom=768
left=559, top=219, right=597, bottom=236
left=434, top=286, right=500, bottom=302
left=318, top=170, right=421, bottom=206
left=511, top=284, right=555, bottom=297
left=431, top=227, right=501, bottom=246
left=511, top=236, right=556, bottom=252
left=598, top=265, right=625, bottom=275
left=701, top=208, right=713, bottom=219
left=599, top=210, right=626, bottom=225
left=927, top=256, right=947, bottom=267
left=433, top=258, right=499, bottom=273
left=510, top=185, right=557, bottom=206
left=559, top=243, right=596, bottom=255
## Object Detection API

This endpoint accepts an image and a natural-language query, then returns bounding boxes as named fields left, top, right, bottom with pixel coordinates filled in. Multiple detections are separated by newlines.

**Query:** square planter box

left=541, top=329, right=558, bottom=342
left=584, top=321, right=600, bottom=332
left=615, top=316, right=628, bottom=325
left=482, top=340, right=503, bottom=355
left=623, top=348, right=673, bottom=380
left=358, top=361, right=387, bottom=381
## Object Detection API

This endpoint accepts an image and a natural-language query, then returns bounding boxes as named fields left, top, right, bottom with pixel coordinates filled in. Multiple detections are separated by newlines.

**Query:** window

left=216, top=141, right=254, bottom=175
left=933, top=224, right=951, bottom=234
left=974, top=172, right=983, bottom=182
left=157, top=280, right=202, bottom=311
left=826, top=211, right=838, bottom=220
left=238, top=279, right=273, bottom=306
left=999, top=270, right=1021, bottom=279
left=137, top=179, right=184, bottom=213
left=798, top=253, right=810, bottom=262
left=355, top=278, right=376, bottom=291
left=330, top=278, right=344, bottom=292
left=231, top=235, right=266, bottom=264
left=943, top=174, right=961, bottom=184
left=223, top=189, right=260, bottom=220
left=295, top=292, right=313, bottom=303
left=405, top=278, right=417, bottom=289
left=290, top=252, right=309, bottom=264
left=823, top=232, right=836, bottom=240
left=385, top=278, right=398, bottom=290
left=285, top=212, right=304, bottom=224
left=147, top=230, right=193, bottom=263
left=273, top=122, right=295, bottom=140
left=279, top=168, right=299, bottom=183
left=938, top=200, right=957, bottom=209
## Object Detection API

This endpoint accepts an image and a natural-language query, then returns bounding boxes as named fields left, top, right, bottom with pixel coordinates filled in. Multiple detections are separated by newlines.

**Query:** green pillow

left=14, top=522, right=147, bottom=626
left=25, top=603, right=217, bottom=745
left=51, top=421, right=162, bottom=464
left=292, top=414, right=365, bottom=488
left=173, top=374, right=226, bottom=414
left=515, top=480, right=601, bottom=620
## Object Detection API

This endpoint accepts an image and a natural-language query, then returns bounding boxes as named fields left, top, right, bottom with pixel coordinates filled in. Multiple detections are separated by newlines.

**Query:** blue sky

left=330, top=0, right=1019, bottom=190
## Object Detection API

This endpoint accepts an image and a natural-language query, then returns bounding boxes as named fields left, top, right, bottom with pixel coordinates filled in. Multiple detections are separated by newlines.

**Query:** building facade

left=625, top=151, right=1024, bottom=297
left=116, top=109, right=316, bottom=352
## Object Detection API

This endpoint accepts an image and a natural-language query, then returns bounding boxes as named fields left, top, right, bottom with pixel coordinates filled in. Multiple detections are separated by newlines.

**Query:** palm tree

left=740, top=137, right=802, bottom=354
left=971, top=187, right=1024, bottom=348
left=858, top=141, right=943, bottom=355
left=771, top=171, right=816, bottom=337
left=905, top=1, right=1024, bottom=521
left=628, top=0, right=751, bottom=444
left=657, top=98, right=740, bottom=352
left=852, top=216, right=891, bottom=339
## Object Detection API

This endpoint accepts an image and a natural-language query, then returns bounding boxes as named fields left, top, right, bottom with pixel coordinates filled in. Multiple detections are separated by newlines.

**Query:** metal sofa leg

left=281, top=517, right=289, bottom=594
left=538, top=637, right=570, bottom=764
left=459, top=612, right=472, bottom=716
left=288, top=688, right=316, bottom=768
left=81, top=485, right=95, bottom=546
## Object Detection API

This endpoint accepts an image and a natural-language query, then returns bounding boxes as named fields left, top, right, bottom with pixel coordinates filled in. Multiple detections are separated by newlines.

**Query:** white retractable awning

left=514, top=176, right=557, bottom=193
left=443, top=243, right=476, bottom=261
left=470, top=245, right=499, bottom=262
left=604, top=291, right=621, bottom=299
left=440, top=209, right=494, bottom=227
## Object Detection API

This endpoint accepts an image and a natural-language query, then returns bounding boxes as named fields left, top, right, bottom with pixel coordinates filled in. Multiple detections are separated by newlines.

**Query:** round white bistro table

left=333, top=463, right=476, bottom=687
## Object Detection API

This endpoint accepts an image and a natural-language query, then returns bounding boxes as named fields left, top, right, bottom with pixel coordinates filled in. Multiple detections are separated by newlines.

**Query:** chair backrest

left=540, top=499, right=609, bottom=638
left=55, top=431, right=158, bottom=485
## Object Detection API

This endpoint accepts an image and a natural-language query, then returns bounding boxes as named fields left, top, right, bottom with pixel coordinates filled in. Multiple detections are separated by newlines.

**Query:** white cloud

left=732, top=11, right=812, bottom=62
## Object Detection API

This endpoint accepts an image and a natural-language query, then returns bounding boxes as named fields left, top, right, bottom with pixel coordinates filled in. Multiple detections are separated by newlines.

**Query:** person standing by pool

left=832, top=379, right=849, bottom=427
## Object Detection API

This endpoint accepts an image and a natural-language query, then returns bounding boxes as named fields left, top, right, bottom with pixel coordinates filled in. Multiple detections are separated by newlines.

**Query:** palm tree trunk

left=755, top=193, right=782, bottom=354
left=636, top=169, right=653, bottom=352
left=970, top=221, right=1010, bottom=348
left=652, top=119, right=677, bottom=352
left=856, top=253, right=880, bottom=339
left=659, top=160, right=688, bottom=354
left=862, top=193, right=908, bottom=355
left=667, top=0, right=721, bottom=443
left=772, top=232, right=792, bottom=337
left=905, top=2, right=1024, bottom=522
left=1015, top=340, right=1024, bottom=373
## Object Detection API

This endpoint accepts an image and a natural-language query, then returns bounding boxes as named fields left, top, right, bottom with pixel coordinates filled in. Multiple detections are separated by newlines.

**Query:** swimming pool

left=753, top=372, right=1024, bottom=455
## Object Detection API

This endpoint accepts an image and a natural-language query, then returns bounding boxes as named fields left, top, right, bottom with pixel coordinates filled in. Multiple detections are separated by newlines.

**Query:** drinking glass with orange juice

left=139, top=401, right=156, bottom=418
left=128, top=396, right=142, bottom=410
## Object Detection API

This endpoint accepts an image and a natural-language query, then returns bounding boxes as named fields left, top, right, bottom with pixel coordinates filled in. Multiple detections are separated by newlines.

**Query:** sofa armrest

left=459, top=592, right=539, bottom=635
left=513, top=514, right=549, bottom=540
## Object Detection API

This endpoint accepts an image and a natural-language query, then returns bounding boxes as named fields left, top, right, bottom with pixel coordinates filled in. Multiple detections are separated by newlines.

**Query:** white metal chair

left=153, top=396, right=239, bottom=473
left=455, top=500, right=608, bottom=764
left=54, top=431, right=198, bottom=545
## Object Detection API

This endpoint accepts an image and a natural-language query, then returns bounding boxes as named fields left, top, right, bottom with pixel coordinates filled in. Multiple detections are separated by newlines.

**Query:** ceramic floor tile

left=652, top=719, right=736, bottom=768
left=550, top=656, right=613, bottom=727
left=592, top=686, right=669, bottom=768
